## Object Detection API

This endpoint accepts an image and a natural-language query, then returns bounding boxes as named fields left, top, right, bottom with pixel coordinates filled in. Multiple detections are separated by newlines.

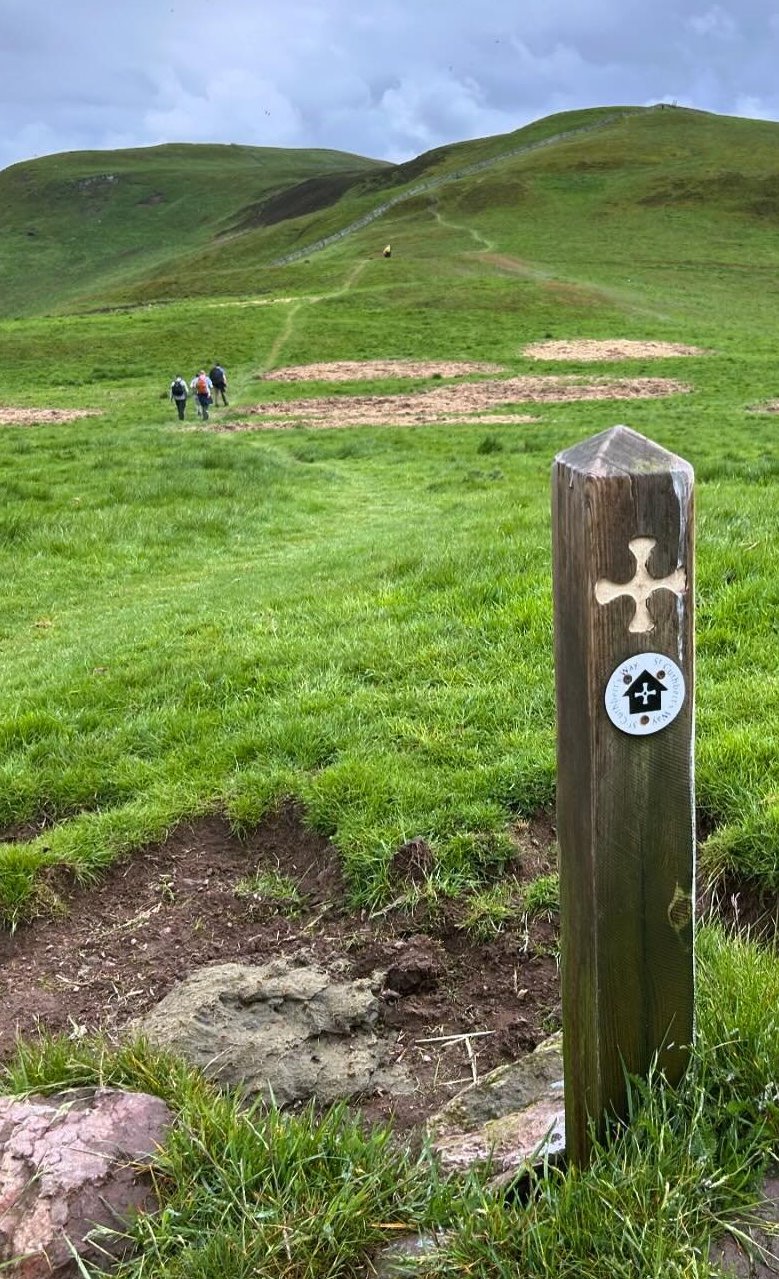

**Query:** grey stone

left=130, top=957, right=412, bottom=1105
left=426, top=1032, right=565, bottom=1179
left=0, top=1086, right=172, bottom=1278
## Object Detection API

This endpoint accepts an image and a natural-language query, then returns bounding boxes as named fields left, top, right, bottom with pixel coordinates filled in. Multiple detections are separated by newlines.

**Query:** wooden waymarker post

left=552, top=425, right=695, bottom=1166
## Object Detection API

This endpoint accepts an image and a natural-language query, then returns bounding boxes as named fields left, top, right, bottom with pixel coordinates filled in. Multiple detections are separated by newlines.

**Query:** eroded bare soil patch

left=0, top=805, right=560, bottom=1135
left=263, top=360, right=506, bottom=382
left=214, top=375, right=691, bottom=432
left=0, top=408, right=102, bottom=426
left=1, top=807, right=766, bottom=1145
left=522, top=339, right=710, bottom=360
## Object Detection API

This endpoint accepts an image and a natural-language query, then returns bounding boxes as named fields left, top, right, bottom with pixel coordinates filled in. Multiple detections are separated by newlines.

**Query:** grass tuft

left=1, top=1035, right=457, bottom=1279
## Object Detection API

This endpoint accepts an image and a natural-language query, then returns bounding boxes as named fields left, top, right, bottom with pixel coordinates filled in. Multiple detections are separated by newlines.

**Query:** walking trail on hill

left=0, top=337, right=767, bottom=1148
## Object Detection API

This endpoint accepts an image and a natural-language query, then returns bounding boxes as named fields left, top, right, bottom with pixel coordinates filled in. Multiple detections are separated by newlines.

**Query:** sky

left=2, top=0, right=778, bottom=173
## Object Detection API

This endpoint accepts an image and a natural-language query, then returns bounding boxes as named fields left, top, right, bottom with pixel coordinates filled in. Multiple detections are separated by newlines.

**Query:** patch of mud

left=263, top=360, right=506, bottom=382
left=0, top=408, right=102, bottom=426
left=522, top=339, right=709, bottom=360
left=130, top=957, right=414, bottom=1105
left=0, top=805, right=560, bottom=1136
left=213, top=375, right=691, bottom=432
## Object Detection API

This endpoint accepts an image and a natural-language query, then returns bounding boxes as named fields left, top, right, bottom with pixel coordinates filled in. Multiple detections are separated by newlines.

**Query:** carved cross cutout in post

left=594, top=536, right=687, bottom=634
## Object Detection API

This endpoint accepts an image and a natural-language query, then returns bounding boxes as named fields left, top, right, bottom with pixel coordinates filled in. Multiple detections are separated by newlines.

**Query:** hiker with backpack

left=169, top=375, right=188, bottom=420
left=192, top=369, right=213, bottom=420
left=209, top=363, right=228, bottom=406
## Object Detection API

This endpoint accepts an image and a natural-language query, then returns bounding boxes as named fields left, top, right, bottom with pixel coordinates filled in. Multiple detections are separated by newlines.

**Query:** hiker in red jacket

left=192, top=370, right=213, bottom=420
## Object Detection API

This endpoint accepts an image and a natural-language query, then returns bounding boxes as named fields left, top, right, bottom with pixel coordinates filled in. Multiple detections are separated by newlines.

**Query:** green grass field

left=1, top=102, right=779, bottom=1276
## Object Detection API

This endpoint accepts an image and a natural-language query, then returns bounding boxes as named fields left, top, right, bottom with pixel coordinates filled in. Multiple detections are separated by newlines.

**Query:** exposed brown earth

left=212, top=375, right=691, bottom=432
left=0, top=803, right=772, bottom=1144
left=0, top=408, right=102, bottom=426
left=0, top=805, right=560, bottom=1136
left=263, top=360, right=507, bottom=381
left=522, top=339, right=710, bottom=360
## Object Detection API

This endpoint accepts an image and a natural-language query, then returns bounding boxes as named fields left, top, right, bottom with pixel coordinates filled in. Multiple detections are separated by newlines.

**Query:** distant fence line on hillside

left=269, top=109, right=645, bottom=269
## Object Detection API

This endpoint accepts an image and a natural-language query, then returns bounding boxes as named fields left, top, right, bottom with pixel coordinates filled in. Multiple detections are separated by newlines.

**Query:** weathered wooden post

left=552, top=425, right=695, bottom=1166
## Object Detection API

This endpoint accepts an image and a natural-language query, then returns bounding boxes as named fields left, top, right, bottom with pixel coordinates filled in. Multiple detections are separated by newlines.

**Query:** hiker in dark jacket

left=209, top=363, right=228, bottom=405
left=169, top=375, right=188, bottom=420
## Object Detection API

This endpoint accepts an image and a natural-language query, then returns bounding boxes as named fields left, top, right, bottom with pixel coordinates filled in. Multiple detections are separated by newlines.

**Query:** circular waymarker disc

left=604, top=651, right=685, bottom=737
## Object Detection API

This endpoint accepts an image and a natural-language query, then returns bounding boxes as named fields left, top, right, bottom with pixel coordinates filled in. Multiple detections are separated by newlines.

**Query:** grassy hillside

left=0, top=102, right=778, bottom=909
left=3, top=104, right=779, bottom=325
left=3, top=103, right=779, bottom=1279
left=0, top=142, right=386, bottom=317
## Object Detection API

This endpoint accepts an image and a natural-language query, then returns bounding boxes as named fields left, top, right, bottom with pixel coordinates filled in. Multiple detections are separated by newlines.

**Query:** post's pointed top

left=554, top=425, right=693, bottom=479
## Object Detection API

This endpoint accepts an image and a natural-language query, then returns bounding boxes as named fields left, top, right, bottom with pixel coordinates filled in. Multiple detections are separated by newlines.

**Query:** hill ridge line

left=269, top=109, right=643, bottom=268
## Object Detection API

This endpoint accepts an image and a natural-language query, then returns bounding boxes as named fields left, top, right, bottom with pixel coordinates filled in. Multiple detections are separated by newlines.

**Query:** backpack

left=172, top=377, right=186, bottom=397
left=196, top=374, right=209, bottom=395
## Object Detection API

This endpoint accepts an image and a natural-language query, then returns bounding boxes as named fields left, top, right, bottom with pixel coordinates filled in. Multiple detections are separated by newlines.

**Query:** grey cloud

left=0, top=0, right=777, bottom=173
